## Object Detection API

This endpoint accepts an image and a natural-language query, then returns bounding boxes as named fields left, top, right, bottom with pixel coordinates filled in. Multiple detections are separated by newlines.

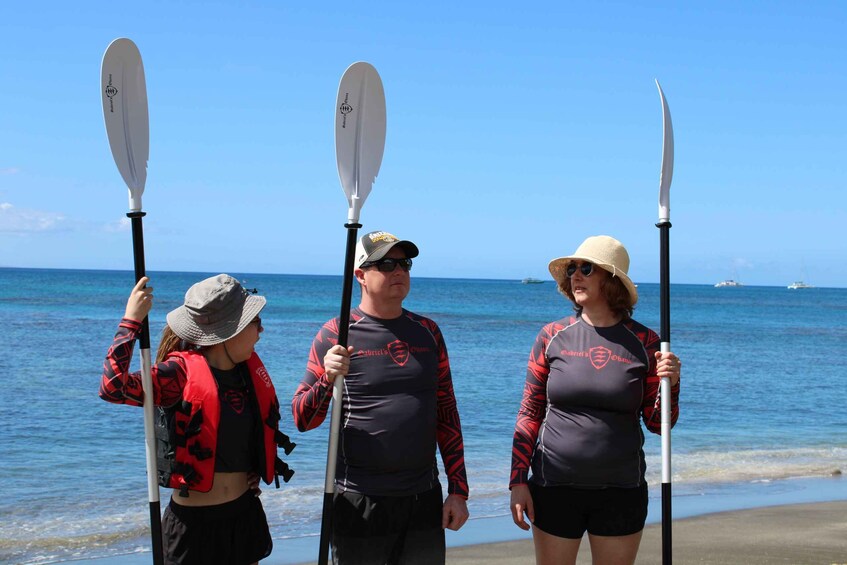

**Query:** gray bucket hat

left=166, top=274, right=266, bottom=346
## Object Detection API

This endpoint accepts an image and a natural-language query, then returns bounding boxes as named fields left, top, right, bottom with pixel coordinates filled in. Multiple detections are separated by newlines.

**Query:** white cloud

left=0, top=167, right=21, bottom=175
left=732, top=257, right=754, bottom=270
left=0, top=202, right=67, bottom=233
left=103, top=217, right=132, bottom=232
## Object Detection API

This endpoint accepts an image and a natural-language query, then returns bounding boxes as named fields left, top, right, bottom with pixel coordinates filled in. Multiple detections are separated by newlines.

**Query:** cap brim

left=363, top=240, right=419, bottom=264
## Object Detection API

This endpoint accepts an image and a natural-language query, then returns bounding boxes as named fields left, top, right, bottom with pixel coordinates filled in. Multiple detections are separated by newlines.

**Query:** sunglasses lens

left=374, top=258, right=413, bottom=272
left=566, top=262, right=593, bottom=277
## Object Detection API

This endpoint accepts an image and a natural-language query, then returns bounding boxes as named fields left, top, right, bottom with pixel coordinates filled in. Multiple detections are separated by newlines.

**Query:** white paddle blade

left=101, top=38, right=149, bottom=212
left=335, top=62, right=386, bottom=223
left=656, top=79, right=674, bottom=222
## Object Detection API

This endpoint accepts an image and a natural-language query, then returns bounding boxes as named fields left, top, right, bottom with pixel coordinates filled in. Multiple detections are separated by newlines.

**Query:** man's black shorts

left=529, top=481, right=648, bottom=539
left=331, top=485, right=445, bottom=565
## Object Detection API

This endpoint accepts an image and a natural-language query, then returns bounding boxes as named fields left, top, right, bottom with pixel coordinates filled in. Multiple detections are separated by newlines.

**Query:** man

left=292, top=230, right=469, bottom=564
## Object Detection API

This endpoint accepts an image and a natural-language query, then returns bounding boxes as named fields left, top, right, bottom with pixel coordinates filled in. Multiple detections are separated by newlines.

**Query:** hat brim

left=549, top=255, right=638, bottom=306
left=361, top=240, right=419, bottom=265
left=166, top=295, right=266, bottom=346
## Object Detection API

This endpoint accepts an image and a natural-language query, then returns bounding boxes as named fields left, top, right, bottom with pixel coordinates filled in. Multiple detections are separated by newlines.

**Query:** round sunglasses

left=566, top=261, right=595, bottom=278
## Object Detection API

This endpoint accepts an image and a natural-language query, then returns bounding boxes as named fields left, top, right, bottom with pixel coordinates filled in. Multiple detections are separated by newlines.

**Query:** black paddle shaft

left=337, top=223, right=361, bottom=347
left=657, top=220, right=671, bottom=342
left=127, top=212, right=152, bottom=350
left=317, top=222, right=362, bottom=565
left=656, top=219, right=672, bottom=565
left=127, top=211, right=164, bottom=565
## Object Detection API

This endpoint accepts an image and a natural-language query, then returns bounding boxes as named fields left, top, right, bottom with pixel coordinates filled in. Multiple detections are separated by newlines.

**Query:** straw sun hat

left=166, top=274, right=266, bottom=346
left=548, top=235, right=639, bottom=306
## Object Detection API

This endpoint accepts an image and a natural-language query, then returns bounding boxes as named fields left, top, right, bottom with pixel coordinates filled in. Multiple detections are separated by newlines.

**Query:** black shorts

left=529, top=482, right=648, bottom=539
left=331, top=485, right=445, bottom=565
left=161, top=490, right=272, bottom=565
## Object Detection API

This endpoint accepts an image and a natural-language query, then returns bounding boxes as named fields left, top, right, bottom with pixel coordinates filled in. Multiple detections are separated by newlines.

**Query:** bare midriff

left=170, top=471, right=250, bottom=507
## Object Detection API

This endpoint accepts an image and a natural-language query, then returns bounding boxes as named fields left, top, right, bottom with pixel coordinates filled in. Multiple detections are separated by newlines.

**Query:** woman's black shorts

left=529, top=482, right=648, bottom=539
left=161, top=489, right=272, bottom=565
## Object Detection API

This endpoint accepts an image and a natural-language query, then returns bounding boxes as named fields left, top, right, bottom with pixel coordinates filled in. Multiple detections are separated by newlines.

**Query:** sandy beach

left=285, top=501, right=847, bottom=565
left=442, top=501, right=847, bottom=565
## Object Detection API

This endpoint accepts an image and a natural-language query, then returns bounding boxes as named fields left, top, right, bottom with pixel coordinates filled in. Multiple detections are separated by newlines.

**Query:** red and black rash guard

left=510, top=315, right=680, bottom=489
left=292, top=308, right=468, bottom=499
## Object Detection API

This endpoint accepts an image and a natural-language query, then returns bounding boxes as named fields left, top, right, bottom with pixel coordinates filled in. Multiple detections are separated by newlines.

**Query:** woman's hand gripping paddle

left=655, top=79, right=674, bottom=565
left=317, top=62, right=386, bottom=565
left=101, top=38, right=163, bottom=565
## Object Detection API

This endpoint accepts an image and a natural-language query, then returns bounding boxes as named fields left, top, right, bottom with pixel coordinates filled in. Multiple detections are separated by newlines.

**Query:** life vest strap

left=188, top=442, right=212, bottom=461
left=274, top=430, right=297, bottom=454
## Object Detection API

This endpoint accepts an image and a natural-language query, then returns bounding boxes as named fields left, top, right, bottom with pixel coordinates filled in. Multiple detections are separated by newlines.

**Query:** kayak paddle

left=101, top=38, right=163, bottom=565
left=655, top=78, right=674, bottom=565
left=317, top=61, right=387, bottom=565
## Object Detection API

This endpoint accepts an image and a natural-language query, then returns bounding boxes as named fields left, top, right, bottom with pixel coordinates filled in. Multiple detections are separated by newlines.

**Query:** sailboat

left=787, top=263, right=814, bottom=289
left=715, top=266, right=744, bottom=287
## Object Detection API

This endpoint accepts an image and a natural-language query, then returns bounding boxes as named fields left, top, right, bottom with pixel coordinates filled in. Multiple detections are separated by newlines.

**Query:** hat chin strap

left=222, top=342, right=239, bottom=368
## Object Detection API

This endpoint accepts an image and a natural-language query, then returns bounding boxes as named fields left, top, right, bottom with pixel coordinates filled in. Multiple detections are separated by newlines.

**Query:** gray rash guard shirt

left=292, top=308, right=468, bottom=497
left=511, top=315, right=680, bottom=489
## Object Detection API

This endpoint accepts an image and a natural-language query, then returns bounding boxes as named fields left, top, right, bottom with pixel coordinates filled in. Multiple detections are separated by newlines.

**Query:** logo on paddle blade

left=104, top=75, right=117, bottom=113
left=387, top=339, right=410, bottom=366
left=339, top=93, right=353, bottom=128
left=589, top=346, right=612, bottom=370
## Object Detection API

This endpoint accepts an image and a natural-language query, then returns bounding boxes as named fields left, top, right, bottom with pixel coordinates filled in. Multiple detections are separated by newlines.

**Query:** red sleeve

left=510, top=322, right=561, bottom=488
left=98, top=318, right=187, bottom=408
left=635, top=325, right=681, bottom=434
left=425, top=320, right=469, bottom=499
left=291, top=318, right=338, bottom=432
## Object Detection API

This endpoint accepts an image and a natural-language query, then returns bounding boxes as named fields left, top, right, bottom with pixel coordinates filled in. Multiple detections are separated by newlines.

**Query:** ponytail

left=156, top=325, right=193, bottom=363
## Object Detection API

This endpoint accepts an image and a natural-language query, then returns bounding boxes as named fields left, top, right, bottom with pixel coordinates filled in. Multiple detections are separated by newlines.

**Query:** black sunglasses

left=361, top=258, right=413, bottom=272
left=566, top=261, right=594, bottom=278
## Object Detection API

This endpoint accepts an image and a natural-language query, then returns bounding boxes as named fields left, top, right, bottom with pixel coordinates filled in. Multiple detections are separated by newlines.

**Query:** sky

left=1, top=1, right=845, bottom=287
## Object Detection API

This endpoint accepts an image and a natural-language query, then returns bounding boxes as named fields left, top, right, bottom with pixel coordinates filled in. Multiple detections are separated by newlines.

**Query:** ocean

left=1, top=267, right=846, bottom=564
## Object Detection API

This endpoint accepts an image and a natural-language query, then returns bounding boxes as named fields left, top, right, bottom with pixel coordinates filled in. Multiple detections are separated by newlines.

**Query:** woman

left=100, top=274, right=295, bottom=565
left=509, top=236, right=681, bottom=565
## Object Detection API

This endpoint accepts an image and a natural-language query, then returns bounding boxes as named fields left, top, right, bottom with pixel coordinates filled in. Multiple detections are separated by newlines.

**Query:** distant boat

left=716, top=266, right=744, bottom=288
left=521, top=277, right=544, bottom=284
left=788, top=262, right=814, bottom=289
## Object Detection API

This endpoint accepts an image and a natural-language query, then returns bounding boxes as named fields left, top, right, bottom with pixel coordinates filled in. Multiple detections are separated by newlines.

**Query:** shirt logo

left=224, top=390, right=246, bottom=414
left=589, top=346, right=612, bottom=369
left=387, top=339, right=410, bottom=366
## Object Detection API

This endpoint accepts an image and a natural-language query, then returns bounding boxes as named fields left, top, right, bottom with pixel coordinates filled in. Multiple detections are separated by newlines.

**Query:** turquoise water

left=1, top=268, right=846, bottom=564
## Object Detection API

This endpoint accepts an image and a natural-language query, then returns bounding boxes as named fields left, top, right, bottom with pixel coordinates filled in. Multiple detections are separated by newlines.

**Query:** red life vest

left=156, top=351, right=294, bottom=495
